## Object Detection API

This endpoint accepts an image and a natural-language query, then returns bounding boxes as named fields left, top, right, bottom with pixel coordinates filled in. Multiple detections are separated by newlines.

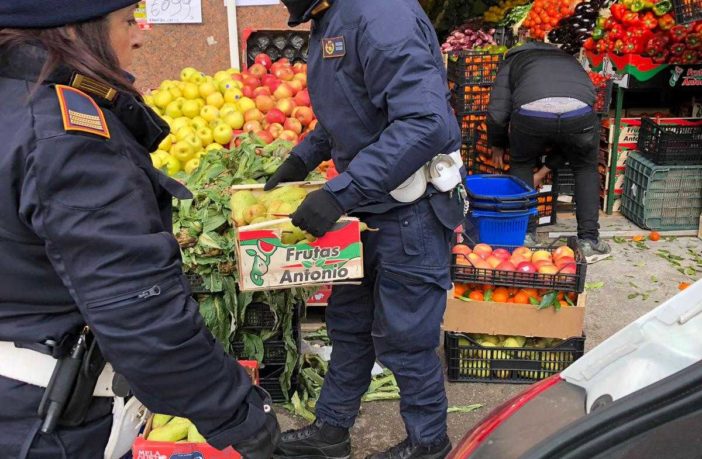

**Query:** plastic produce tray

left=241, top=302, right=278, bottom=330
left=638, top=117, right=702, bottom=165
left=445, top=332, right=585, bottom=383
left=451, top=84, right=493, bottom=115
left=620, top=152, right=702, bottom=231
left=556, top=165, right=576, bottom=196
left=447, top=51, right=503, bottom=85
left=244, top=29, right=310, bottom=66
left=451, top=238, right=587, bottom=293
left=672, top=0, right=702, bottom=24
left=593, top=80, right=613, bottom=116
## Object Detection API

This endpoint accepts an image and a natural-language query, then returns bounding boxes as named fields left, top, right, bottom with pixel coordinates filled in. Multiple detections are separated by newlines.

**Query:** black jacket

left=0, top=44, right=266, bottom=449
left=486, top=42, right=596, bottom=148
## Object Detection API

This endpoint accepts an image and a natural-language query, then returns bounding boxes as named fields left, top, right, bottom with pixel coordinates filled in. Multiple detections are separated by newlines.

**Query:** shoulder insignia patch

left=55, top=84, right=111, bottom=139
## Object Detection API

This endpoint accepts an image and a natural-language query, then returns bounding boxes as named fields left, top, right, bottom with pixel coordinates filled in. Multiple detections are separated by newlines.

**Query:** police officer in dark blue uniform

left=264, top=1, right=464, bottom=458
left=0, top=2, right=279, bottom=458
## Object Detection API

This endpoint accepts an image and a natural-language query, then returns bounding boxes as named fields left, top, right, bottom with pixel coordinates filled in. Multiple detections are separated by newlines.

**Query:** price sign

left=147, top=0, right=203, bottom=24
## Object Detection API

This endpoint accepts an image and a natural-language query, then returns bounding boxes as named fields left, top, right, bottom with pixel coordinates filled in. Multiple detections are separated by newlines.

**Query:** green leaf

left=529, top=296, right=540, bottom=306
left=627, top=293, right=639, bottom=300
left=613, top=236, right=627, bottom=243
left=565, top=295, right=575, bottom=307
left=447, top=404, right=483, bottom=414
left=203, top=215, right=227, bottom=233
left=585, top=281, right=604, bottom=290
left=684, top=267, right=697, bottom=276
left=484, top=289, right=493, bottom=302
left=538, top=292, right=558, bottom=310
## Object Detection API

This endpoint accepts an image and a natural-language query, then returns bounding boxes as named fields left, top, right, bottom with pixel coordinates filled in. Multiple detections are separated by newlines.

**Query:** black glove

left=264, top=154, right=309, bottom=191
left=230, top=387, right=281, bottom=459
left=291, top=189, right=344, bottom=238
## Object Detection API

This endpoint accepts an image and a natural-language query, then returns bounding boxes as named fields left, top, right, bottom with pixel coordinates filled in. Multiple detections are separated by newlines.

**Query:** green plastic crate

left=621, top=152, right=702, bottom=231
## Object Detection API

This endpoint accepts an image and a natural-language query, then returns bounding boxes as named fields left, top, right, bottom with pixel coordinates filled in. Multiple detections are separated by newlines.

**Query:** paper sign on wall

left=235, top=0, right=280, bottom=5
left=147, top=0, right=203, bottom=24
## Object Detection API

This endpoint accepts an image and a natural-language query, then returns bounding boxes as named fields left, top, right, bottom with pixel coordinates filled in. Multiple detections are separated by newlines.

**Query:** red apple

left=242, top=75, right=260, bottom=87
left=283, top=117, right=303, bottom=134
left=242, top=120, right=262, bottom=133
left=267, top=123, right=284, bottom=138
left=248, top=63, right=267, bottom=78
left=278, top=130, right=299, bottom=143
left=308, top=119, right=318, bottom=130
left=531, top=250, right=552, bottom=264
left=254, top=53, right=273, bottom=70
left=496, top=260, right=517, bottom=272
left=231, top=73, right=244, bottom=82
left=242, top=85, right=255, bottom=98
left=275, top=98, right=296, bottom=117
left=554, top=256, right=576, bottom=269
left=255, top=130, right=274, bottom=144
left=254, top=95, right=275, bottom=113
left=273, top=83, right=294, bottom=100
left=252, top=86, right=271, bottom=98
left=553, top=246, right=575, bottom=261
left=492, top=248, right=511, bottom=261
left=265, top=108, right=286, bottom=125
left=274, top=66, right=295, bottom=81
left=292, top=62, right=306, bottom=74
left=294, top=89, right=311, bottom=107
left=292, top=73, right=307, bottom=87
left=472, top=243, right=493, bottom=260
left=293, top=106, right=315, bottom=126
left=516, top=262, right=537, bottom=273
left=559, top=264, right=577, bottom=274
left=287, top=79, right=303, bottom=94
left=486, top=255, right=503, bottom=269
left=512, top=247, right=533, bottom=261
left=537, top=264, right=558, bottom=274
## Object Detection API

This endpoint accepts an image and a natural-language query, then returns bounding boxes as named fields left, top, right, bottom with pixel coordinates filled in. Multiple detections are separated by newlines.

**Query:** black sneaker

left=577, top=238, right=612, bottom=262
left=365, top=436, right=452, bottom=459
left=274, top=419, right=351, bottom=459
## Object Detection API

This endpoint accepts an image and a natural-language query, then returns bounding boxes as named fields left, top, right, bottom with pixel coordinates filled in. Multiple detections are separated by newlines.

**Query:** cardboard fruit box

left=132, top=361, right=258, bottom=459
left=443, top=291, right=586, bottom=340
left=230, top=182, right=364, bottom=292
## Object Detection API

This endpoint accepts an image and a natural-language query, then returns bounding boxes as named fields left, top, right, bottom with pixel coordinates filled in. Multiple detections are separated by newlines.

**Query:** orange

left=454, top=283, right=469, bottom=298
left=557, top=292, right=564, bottom=301
left=522, top=288, right=539, bottom=299
left=632, top=235, right=645, bottom=242
left=567, top=292, right=577, bottom=301
left=679, top=282, right=690, bottom=291
left=468, top=291, right=484, bottom=301
left=649, top=231, right=661, bottom=241
left=513, top=291, right=530, bottom=304
left=559, top=300, right=570, bottom=307
left=492, top=290, right=509, bottom=303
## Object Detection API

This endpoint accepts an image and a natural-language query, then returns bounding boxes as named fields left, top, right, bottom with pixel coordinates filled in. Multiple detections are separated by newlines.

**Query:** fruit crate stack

left=445, top=238, right=587, bottom=384
left=637, top=117, right=702, bottom=166
left=230, top=301, right=302, bottom=402
left=446, top=51, right=502, bottom=166
left=620, top=152, right=702, bottom=231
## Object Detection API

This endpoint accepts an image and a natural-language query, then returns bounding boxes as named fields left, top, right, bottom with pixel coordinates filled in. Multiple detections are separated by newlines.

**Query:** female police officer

left=266, top=1, right=464, bottom=458
left=0, top=2, right=278, bottom=458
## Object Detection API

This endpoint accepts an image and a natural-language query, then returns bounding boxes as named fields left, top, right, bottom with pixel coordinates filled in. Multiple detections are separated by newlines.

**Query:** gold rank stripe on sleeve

left=55, top=84, right=111, bottom=139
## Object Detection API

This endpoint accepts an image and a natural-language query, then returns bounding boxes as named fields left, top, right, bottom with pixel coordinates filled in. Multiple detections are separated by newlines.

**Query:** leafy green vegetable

left=447, top=404, right=483, bottom=414
left=585, top=281, right=604, bottom=290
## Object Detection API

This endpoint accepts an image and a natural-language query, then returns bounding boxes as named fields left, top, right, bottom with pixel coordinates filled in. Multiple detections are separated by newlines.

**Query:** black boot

left=365, top=436, right=452, bottom=459
left=274, top=419, right=351, bottom=459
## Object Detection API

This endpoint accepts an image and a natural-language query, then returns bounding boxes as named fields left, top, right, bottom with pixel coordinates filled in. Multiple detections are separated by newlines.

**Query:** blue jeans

left=315, top=198, right=453, bottom=446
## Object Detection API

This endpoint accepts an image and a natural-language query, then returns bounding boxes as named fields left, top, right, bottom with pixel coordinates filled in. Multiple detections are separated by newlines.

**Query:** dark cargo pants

left=314, top=197, right=453, bottom=446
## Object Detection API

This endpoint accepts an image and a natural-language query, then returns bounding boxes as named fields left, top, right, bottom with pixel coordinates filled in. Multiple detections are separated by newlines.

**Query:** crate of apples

left=451, top=241, right=586, bottom=292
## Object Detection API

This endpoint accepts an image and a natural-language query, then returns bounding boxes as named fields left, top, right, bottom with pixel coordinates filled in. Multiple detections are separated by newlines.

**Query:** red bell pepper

left=645, top=34, right=668, bottom=56
left=681, top=49, right=698, bottom=64
left=605, top=17, right=619, bottom=30
left=641, top=12, right=658, bottom=29
left=613, top=39, right=626, bottom=54
left=670, top=42, right=686, bottom=55
left=685, top=32, right=701, bottom=49
left=583, top=38, right=597, bottom=51
left=610, top=3, right=627, bottom=22
left=694, top=22, right=702, bottom=34
left=669, top=25, right=689, bottom=42
left=597, top=39, right=609, bottom=53
left=622, top=11, right=642, bottom=26
left=651, top=49, right=669, bottom=63
left=610, top=24, right=626, bottom=39
left=658, top=13, right=676, bottom=31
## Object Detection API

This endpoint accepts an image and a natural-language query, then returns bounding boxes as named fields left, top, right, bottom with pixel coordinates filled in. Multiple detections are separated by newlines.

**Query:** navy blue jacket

left=0, top=44, right=265, bottom=449
left=293, top=0, right=462, bottom=214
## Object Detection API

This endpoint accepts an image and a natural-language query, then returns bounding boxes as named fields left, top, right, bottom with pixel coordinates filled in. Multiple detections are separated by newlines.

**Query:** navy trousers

left=314, top=198, right=453, bottom=446
left=0, top=375, right=113, bottom=459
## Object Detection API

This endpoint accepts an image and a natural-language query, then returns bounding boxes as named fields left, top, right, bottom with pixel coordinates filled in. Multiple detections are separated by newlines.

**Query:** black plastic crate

left=231, top=302, right=302, bottom=364
left=534, top=188, right=557, bottom=227
left=244, top=30, right=310, bottom=66
left=555, top=166, right=575, bottom=196
left=445, top=332, right=585, bottom=383
left=186, top=272, right=220, bottom=294
left=242, top=302, right=278, bottom=330
left=259, top=365, right=299, bottom=403
left=451, top=237, right=587, bottom=293
left=638, top=117, right=702, bottom=165
left=451, top=84, right=493, bottom=115
left=447, top=50, right=503, bottom=85
left=673, top=0, right=702, bottom=23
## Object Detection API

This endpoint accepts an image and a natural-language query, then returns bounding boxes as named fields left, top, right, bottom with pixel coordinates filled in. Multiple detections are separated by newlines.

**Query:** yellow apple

left=184, top=134, right=203, bottom=151
left=157, top=134, right=173, bottom=152
left=206, top=92, right=224, bottom=109
left=224, top=88, right=243, bottom=104
left=214, top=70, right=231, bottom=82
left=164, top=155, right=181, bottom=176
left=152, top=90, right=173, bottom=109
left=171, top=117, right=190, bottom=133
left=238, top=97, right=256, bottom=113
left=175, top=126, right=196, bottom=142
left=164, top=101, right=182, bottom=118
left=196, top=127, right=214, bottom=146
left=223, top=111, right=245, bottom=130
left=184, top=157, right=202, bottom=175
left=205, top=143, right=222, bottom=151
left=198, top=81, right=218, bottom=99
left=182, top=82, right=199, bottom=100
left=219, top=104, right=238, bottom=118
left=213, top=124, right=233, bottom=145
left=181, top=100, right=200, bottom=118
left=200, top=105, right=220, bottom=123
left=170, top=141, right=193, bottom=163
left=168, top=86, right=183, bottom=99
left=188, top=72, right=205, bottom=84
left=190, top=116, right=209, bottom=131
left=180, top=67, right=198, bottom=81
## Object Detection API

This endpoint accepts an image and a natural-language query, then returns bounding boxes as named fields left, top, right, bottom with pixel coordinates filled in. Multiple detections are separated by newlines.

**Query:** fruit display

left=145, top=55, right=317, bottom=176
left=547, top=0, right=609, bottom=54
left=523, top=0, right=580, bottom=40
left=483, top=0, right=532, bottom=24
left=585, top=1, right=702, bottom=63
left=454, top=283, right=578, bottom=308
left=453, top=333, right=578, bottom=380
left=146, top=416, right=206, bottom=443
left=451, top=242, right=586, bottom=292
